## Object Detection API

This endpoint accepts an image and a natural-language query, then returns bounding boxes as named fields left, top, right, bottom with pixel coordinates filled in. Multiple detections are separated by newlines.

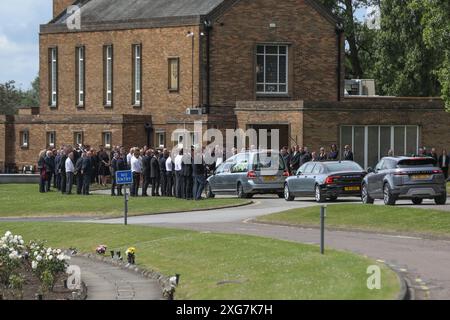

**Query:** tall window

left=75, top=46, right=85, bottom=107
left=104, top=45, right=113, bottom=106
left=20, top=131, right=29, bottom=148
left=132, top=44, right=142, bottom=106
left=74, top=132, right=83, bottom=146
left=46, top=131, right=56, bottom=148
left=168, top=58, right=179, bottom=92
left=256, top=45, right=288, bottom=94
left=102, top=132, right=112, bottom=149
left=156, top=131, right=165, bottom=148
left=48, top=47, right=58, bottom=107
left=340, top=125, right=420, bottom=169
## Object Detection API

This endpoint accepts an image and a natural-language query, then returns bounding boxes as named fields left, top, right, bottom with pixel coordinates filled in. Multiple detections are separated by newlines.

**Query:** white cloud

left=0, top=0, right=52, bottom=89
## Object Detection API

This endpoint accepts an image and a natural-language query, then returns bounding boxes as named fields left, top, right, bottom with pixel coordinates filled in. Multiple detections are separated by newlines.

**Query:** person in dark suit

left=111, top=152, right=127, bottom=196
left=54, top=149, right=62, bottom=190
left=59, top=147, right=70, bottom=194
left=182, top=149, right=193, bottom=200
left=300, top=147, right=312, bottom=165
left=192, top=149, right=206, bottom=200
left=430, top=148, right=439, bottom=162
left=141, top=150, right=152, bottom=196
left=44, top=150, right=55, bottom=191
left=150, top=150, right=161, bottom=196
left=438, top=149, right=449, bottom=180
left=317, top=147, right=328, bottom=161
left=290, top=145, right=301, bottom=173
left=37, top=150, right=47, bottom=193
left=159, top=149, right=168, bottom=196
left=75, top=152, right=85, bottom=195
left=81, top=151, right=93, bottom=195
left=328, top=144, right=339, bottom=160
left=344, top=145, right=354, bottom=161
left=280, top=147, right=291, bottom=174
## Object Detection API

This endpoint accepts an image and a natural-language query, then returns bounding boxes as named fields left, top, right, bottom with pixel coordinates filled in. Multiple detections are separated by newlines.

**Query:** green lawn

left=257, top=204, right=450, bottom=237
left=0, top=222, right=400, bottom=300
left=0, top=184, right=249, bottom=218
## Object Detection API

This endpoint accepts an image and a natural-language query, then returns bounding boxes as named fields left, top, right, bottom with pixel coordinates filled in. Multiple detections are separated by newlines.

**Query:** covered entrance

left=247, top=124, right=289, bottom=150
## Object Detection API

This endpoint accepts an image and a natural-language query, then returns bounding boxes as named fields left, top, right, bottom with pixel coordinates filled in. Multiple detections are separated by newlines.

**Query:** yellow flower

left=126, top=247, right=136, bottom=255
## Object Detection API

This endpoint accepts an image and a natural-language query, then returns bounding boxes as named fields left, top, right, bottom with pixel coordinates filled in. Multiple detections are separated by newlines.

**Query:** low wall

left=0, top=174, right=40, bottom=184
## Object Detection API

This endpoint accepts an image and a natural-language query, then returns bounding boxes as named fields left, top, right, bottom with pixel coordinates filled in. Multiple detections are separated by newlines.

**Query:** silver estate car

left=284, top=161, right=366, bottom=202
left=205, top=150, right=289, bottom=198
left=362, top=157, right=447, bottom=206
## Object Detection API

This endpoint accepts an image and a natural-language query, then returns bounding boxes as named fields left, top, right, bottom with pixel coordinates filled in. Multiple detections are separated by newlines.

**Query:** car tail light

left=432, top=169, right=443, bottom=174
left=247, top=170, right=257, bottom=179
left=325, top=176, right=340, bottom=184
left=282, top=171, right=290, bottom=177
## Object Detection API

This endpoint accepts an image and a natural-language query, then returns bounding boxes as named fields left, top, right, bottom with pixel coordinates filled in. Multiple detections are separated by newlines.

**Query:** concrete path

left=70, top=256, right=163, bottom=300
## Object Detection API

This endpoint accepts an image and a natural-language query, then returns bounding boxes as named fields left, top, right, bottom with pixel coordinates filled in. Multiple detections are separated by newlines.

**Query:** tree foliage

left=0, top=76, right=39, bottom=115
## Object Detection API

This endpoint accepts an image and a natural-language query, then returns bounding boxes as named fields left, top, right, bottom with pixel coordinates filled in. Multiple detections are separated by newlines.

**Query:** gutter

left=336, top=25, right=344, bottom=102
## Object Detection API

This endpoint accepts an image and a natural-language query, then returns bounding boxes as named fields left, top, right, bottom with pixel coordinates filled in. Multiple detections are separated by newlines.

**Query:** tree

left=0, top=81, right=22, bottom=115
left=319, top=0, right=380, bottom=79
left=20, top=76, right=40, bottom=108
left=411, top=0, right=450, bottom=110
left=373, top=0, right=441, bottom=97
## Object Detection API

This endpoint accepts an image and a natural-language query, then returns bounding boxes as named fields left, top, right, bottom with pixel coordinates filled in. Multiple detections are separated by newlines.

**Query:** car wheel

left=435, top=193, right=447, bottom=205
left=412, top=198, right=423, bottom=205
left=329, top=196, right=338, bottom=201
left=284, top=184, right=295, bottom=202
left=237, top=183, right=249, bottom=199
left=315, top=185, right=326, bottom=203
left=205, top=183, right=215, bottom=199
left=361, top=183, right=374, bottom=204
left=383, top=183, right=396, bottom=206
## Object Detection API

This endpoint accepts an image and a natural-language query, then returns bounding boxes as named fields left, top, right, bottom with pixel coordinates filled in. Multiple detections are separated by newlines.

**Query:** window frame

left=168, top=57, right=180, bottom=92
left=103, top=45, right=113, bottom=107
left=156, top=131, right=166, bottom=148
left=73, top=131, right=83, bottom=146
left=46, top=131, right=56, bottom=149
left=256, top=44, right=289, bottom=95
left=20, top=130, right=29, bottom=149
left=102, top=132, right=112, bottom=150
left=48, top=47, right=58, bottom=107
left=75, top=46, right=85, bottom=107
left=132, top=44, right=142, bottom=107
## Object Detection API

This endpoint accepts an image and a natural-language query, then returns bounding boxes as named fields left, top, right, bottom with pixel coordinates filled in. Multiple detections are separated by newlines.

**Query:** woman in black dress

left=98, top=146, right=110, bottom=186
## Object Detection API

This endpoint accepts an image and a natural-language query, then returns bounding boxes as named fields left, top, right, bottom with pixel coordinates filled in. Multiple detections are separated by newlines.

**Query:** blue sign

left=115, top=170, right=133, bottom=185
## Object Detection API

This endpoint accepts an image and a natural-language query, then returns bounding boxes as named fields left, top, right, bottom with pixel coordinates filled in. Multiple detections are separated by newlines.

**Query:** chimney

left=53, top=0, right=75, bottom=18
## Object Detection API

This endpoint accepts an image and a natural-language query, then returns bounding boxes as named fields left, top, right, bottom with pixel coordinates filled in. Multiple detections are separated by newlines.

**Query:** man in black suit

left=44, top=150, right=55, bottom=192
left=81, top=151, right=93, bottom=195
left=75, top=152, right=85, bottom=195
left=290, top=145, right=301, bottom=173
left=438, top=149, right=449, bottom=180
left=141, top=150, right=152, bottom=196
left=159, top=149, right=168, bottom=196
left=280, top=147, right=291, bottom=174
left=344, top=145, right=354, bottom=161
left=182, top=149, right=194, bottom=200
left=300, top=146, right=312, bottom=165
left=150, top=150, right=161, bottom=196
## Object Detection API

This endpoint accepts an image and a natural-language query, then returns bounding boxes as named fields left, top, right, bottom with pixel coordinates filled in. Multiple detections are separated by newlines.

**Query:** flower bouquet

left=95, top=245, right=107, bottom=255
left=125, top=247, right=136, bottom=265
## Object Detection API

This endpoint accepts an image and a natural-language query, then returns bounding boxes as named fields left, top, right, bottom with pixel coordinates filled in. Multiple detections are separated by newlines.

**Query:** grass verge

left=0, top=184, right=250, bottom=218
left=257, top=204, right=450, bottom=237
left=0, top=222, right=400, bottom=300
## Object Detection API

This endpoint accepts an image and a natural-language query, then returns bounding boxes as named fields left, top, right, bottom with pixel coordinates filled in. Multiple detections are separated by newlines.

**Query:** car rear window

left=325, top=162, right=363, bottom=172
left=253, top=153, right=286, bottom=171
left=397, top=158, right=437, bottom=167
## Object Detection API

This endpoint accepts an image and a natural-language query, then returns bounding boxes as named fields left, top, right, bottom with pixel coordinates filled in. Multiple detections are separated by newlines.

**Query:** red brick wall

left=208, top=0, right=340, bottom=108
left=53, top=0, right=74, bottom=18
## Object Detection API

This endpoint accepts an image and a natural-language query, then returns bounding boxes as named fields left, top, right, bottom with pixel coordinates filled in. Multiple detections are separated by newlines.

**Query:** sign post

left=115, top=170, right=133, bottom=226
left=320, top=205, right=327, bottom=255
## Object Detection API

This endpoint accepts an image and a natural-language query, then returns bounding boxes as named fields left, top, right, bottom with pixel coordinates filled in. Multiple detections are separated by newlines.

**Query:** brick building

left=1, top=0, right=449, bottom=171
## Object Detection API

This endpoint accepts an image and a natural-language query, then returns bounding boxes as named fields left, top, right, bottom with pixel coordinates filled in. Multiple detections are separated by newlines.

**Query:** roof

left=54, top=0, right=225, bottom=25
left=42, top=0, right=338, bottom=33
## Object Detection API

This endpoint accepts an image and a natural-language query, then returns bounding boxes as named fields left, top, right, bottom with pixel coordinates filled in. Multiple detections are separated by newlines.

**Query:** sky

left=0, top=1, right=369, bottom=90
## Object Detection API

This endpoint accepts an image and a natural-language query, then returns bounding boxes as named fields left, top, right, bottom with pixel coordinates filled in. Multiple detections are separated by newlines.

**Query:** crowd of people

left=36, top=143, right=449, bottom=197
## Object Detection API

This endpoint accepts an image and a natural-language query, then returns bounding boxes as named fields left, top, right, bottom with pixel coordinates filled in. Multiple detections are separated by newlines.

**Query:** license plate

left=344, top=186, right=360, bottom=191
left=411, top=175, right=431, bottom=180
left=263, top=176, right=277, bottom=182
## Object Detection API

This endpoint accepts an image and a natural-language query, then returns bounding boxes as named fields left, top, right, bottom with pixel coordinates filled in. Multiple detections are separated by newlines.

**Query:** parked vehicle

left=205, top=150, right=289, bottom=198
left=284, top=161, right=366, bottom=202
left=362, top=157, right=447, bottom=206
